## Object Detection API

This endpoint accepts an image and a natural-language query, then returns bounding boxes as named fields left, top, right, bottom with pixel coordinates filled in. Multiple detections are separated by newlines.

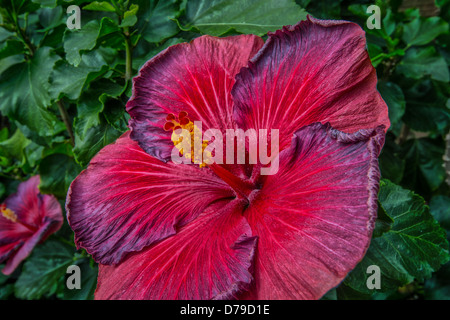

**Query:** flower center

left=163, top=112, right=262, bottom=204
left=164, top=112, right=211, bottom=167
left=1, top=204, right=17, bottom=223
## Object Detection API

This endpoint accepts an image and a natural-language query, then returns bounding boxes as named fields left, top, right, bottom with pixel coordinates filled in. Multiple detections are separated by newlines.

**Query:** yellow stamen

left=165, top=112, right=211, bottom=167
left=1, top=205, right=17, bottom=223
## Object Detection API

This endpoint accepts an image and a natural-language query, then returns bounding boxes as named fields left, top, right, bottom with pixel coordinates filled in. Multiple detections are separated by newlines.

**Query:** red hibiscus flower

left=0, top=176, right=63, bottom=275
left=66, top=16, right=389, bottom=300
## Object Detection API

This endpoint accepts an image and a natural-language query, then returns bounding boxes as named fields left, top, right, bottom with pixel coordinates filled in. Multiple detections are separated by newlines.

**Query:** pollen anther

left=1, top=204, right=17, bottom=223
left=163, top=112, right=211, bottom=167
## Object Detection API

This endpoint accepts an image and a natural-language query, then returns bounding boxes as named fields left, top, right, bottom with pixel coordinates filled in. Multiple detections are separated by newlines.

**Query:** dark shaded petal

left=95, top=199, right=256, bottom=300
left=0, top=242, right=22, bottom=264
left=232, top=16, right=389, bottom=152
left=2, top=218, right=58, bottom=275
left=66, top=132, right=234, bottom=265
left=0, top=176, right=62, bottom=275
left=242, top=123, right=384, bottom=299
left=126, top=34, right=264, bottom=162
left=6, top=176, right=42, bottom=228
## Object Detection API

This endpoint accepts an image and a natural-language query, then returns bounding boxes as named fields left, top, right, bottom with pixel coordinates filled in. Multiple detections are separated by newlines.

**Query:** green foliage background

left=0, top=0, right=449, bottom=300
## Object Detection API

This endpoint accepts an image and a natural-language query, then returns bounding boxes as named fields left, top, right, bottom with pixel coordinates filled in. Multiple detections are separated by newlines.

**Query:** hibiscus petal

left=0, top=176, right=62, bottom=275
left=243, top=123, right=384, bottom=299
left=2, top=218, right=58, bottom=275
left=126, top=34, right=264, bottom=162
left=232, top=16, right=390, bottom=151
left=0, top=214, right=33, bottom=250
left=0, top=242, right=21, bottom=264
left=3, top=176, right=62, bottom=238
left=66, top=132, right=234, bottom=265
left=6, top=176, right=41, bottom=228
left=95, top=199, right=256, bottom=300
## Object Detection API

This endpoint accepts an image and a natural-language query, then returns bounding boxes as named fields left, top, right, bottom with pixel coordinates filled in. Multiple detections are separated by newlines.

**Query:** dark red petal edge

left=95, top=199, right=257, bottom=300
left=241, top=123, right=385, bottom=299
left=66, top=132, right=233, bottom=265
left=232, top=15, right=389, bottom=152
left=2, top=218, right=59, bottom=275
left=1, top=176, right=62, bottom=275
left=126, top=35, right=264, bottom=162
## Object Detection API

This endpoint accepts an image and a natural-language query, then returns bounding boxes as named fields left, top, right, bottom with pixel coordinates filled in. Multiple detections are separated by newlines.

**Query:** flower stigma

left=1, top=204, right=17, bottom=223
left=164, top=112, right=212, bottom=167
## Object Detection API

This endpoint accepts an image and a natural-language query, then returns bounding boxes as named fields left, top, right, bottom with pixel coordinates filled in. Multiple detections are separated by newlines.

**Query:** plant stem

left=124, top=27, right=133, bottom=81
left=397, top=124, right=410, bottom=145
left=17, top=25, right=35, bottom=57
left=56, top=100, right=75, bottom=146
left=52, top=235, right=76, bottom=248
left=0, top=172, right=23, bottom=180
left=111, top=1, right=133, bottom=81
left=8, top=4, right=35, bottom=57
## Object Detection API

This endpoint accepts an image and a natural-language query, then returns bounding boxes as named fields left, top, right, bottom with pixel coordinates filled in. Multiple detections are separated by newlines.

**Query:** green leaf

left=23, top=141, right=45, bottom=170
left=120, top=4, right=139, bottom=27
left=73, top=116, right=124, bottom=167
left=430, top=195, right=450, bottom=231
left=0, top=127, right=8, bottom=142
left=342, top=180, right=450, bottom=296
left=14, top=120, right=66, bottom=147
left=403, top=16, right=449, bottom=47
left=0, top=54, right=23, bottom=75
left=63, top=18, right=120, bottom=66
left=347, top=3, right=392, bottom=41
left=0, top=284, right=14, bottom=299
left=63, top=20, right=101, bottom=66
left=135, top=0, right=180, bottom=43
left=4, top=0, right=40, bottom=14
left=377, top=81, right=405, bottom=129
left=397, top=46, right=450, bottom=82
left=0, top=39, right=24, bottom=60
left=38, top=6, right=64, bottom=31
left=102, top=98, right=129, bottom=131
left=402, top=80, right=450, bottom=135
left=306, top=0, right=341, bottom=20
left=0, top=128, right=30, bottom=166
left=370, top=49, right=405, bottom=68
left=0, top=26, right=14, bottom=42
left=0, top=265, right=10, bottom=285
left=378, top=136, right=405, bottom=184
left=83, top=1, right=116, bottom=12
left=39, top=154, right=82, bottom=198
left=50, top=49, right=112, bottom=100
left=0, top=47, right=62, bottom=138
left=60, top=258, right=98, bottom=300
left=73, top=82, right=128, bottom=166
left=31, top=0, right=58, bottom=8
left=181, top=0, right=307, bottom=36
left=424, top=262, right=450, bottom=300
left=41, top=141, right=73, bottom=159
left=74, top=78, right=125, bottom=140
left=133, top=37, right=186, bottom=71
left=383, top=8, right=396, bottom=37
left=14, top=241, right=76, bottom=300
left=71, top=78, right=127, bottom=167
left=372, top=201, right=394, bottom=238
left=74, top=102, right=104, bottom=140
left=401, top=138, right=446, bottom=193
